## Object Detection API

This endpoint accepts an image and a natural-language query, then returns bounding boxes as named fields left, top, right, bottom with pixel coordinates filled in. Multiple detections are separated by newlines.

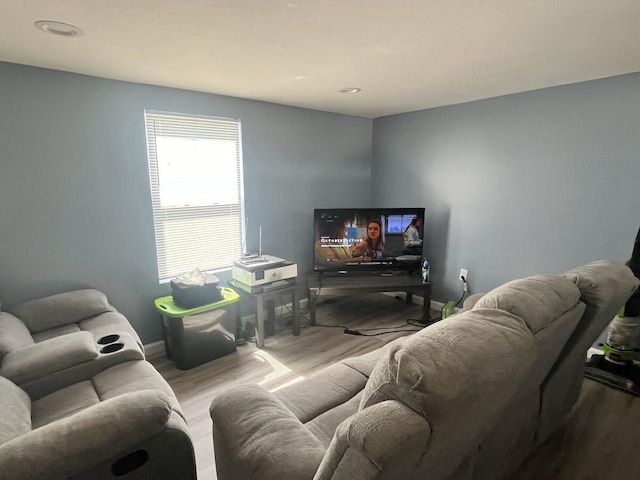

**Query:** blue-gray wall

left=372, top=73, right=640, bottom=304
left=0, top=62, right=373, bottom=343
left=2, top=61, right=638, bottom=344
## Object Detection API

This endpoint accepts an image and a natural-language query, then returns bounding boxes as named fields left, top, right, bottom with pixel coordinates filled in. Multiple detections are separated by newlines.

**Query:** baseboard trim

left=146, top=293, right=450, bottom=354
left=144, top=340, right=166, bottom=357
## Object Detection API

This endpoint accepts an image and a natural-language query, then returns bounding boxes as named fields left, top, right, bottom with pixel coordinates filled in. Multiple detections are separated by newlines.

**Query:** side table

left=228, top=280, right=300, bottom=348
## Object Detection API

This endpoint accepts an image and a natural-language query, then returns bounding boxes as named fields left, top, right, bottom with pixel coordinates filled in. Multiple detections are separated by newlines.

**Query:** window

left=385, top=215, right=414, bottom=234
left=144, top=110, right=244, bottom=282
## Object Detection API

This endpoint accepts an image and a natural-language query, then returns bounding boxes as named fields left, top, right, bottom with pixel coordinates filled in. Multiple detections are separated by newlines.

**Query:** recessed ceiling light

left=338, top=87, right=362, bottom=94
left=34, top=20, right=83, bottom=37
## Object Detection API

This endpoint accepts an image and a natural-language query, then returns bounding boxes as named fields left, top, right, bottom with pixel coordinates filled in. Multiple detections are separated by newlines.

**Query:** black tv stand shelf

left=307, top=271, right=432, bottom=325
left=321, top=270, right=408, bottom=277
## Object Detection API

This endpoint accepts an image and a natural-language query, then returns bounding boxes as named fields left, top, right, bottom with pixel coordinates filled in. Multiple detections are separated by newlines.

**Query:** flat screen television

left=313, top=207, right=425, bottom=272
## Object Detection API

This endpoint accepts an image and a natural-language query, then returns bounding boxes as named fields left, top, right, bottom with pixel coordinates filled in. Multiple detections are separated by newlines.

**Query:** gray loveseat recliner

left=0, top=289, right=197, bottom=480
left=209, top=260, right=639, bottom=480
left=0, top=289, right=146, bottom=399
left=0, top=288, right=142, bottom=353
left=0, top=360, right=195, bottom=480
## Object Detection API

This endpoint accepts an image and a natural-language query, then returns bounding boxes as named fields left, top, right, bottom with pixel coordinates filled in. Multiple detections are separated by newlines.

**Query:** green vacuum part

left=441, top=301, right=456, bottom=319
left=602, top=343, right=637, bottom=363
left=584, top=354, right=640, bottom=396
left=585, top=226, right=640, bottom=395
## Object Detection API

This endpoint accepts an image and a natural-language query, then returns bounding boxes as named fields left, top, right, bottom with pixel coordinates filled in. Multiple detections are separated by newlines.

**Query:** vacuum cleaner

left=584, top=226, right=640, bottom=395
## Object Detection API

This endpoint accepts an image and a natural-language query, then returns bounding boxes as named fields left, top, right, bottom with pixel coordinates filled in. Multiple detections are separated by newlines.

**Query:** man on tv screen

left=403, top=216, right=423, bottom=255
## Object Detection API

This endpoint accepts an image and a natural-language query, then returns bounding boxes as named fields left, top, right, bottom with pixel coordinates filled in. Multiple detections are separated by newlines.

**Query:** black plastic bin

left=154, top=287, right=240, bottom=370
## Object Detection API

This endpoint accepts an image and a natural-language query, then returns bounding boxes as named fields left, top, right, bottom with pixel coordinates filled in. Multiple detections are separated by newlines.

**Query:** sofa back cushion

left=9, top=289, right=110, bottom=334
left=534, top=261, right=640, bottom=446
left=0, top=312, right=34, bottom=360
left=358, top=310, right=536, bottom=479
left=473, top=275, right=581, bottom=334
left=472, top=275, right=586, bottom=389
left=556, top=259, right=640, bottom=368
left=563, top=260, right=639, bottom=310
left=360, top=309, right=535, bottom=432
left=0, top=377, right=31, bottom=446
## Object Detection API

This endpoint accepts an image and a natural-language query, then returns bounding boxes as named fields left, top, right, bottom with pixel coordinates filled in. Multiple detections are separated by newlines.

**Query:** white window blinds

left=144, top=110, right=244, bottom=282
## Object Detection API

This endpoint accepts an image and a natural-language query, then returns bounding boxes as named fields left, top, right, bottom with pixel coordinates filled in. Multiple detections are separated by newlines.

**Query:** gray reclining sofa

left=209, top=260, right=639, bottom=480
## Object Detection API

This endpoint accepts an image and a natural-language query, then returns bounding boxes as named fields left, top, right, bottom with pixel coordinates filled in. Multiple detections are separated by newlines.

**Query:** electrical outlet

left=459, top=269, right=468, bottom=282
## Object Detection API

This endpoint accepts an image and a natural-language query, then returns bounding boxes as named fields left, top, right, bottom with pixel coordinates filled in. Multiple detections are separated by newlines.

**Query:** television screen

left=313, top=207, right=426, bottom=272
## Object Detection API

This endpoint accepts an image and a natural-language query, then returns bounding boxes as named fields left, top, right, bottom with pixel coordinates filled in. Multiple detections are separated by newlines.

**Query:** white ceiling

left=2, top=0, right=640, bottom=118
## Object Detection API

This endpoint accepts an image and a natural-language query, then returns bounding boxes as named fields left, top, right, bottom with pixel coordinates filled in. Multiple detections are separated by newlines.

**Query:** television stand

left=307, top=271, right=432, bottom=324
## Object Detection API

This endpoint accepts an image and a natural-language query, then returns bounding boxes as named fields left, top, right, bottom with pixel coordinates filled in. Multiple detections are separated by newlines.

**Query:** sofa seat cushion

left=31, top=380, right=100, bottom=428
left=340, top=336, right=407, bottom=378
left=92, top=360, right=184, bottom=420
left=563, top=259, right=640, bottom=309
left=9, top=289, right=111, bottom=334
left=0, top=377, right=31, bottom=445
left=306, top=391, right=363, bottom=447
left=31, top=361, right=183, bottom=429
left=275, top=363, right=368, bottom=423
left=30, top=310, right=143, bottom=351
left=360, top=309, right=536, bottom=442
left=0, top=312, right=34, bottom=360
left=211, top=384, right=326, bottom=480
left=31, top=324, right=80, bottom=343
left=473, top=275, right=581, bottom=334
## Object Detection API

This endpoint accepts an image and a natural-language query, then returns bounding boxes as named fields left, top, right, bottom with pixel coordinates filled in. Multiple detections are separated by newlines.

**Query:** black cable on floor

left=315, top=323, right=352, bottom=330
left=343, top=327, right=423, bottom=336
left=407, top=318, right=438, bottom=327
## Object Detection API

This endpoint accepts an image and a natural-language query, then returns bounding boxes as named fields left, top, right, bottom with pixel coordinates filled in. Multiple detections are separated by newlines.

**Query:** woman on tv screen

left=351, top=219, right=385, bottom=260
left=313, top=208, right=424, bottom=271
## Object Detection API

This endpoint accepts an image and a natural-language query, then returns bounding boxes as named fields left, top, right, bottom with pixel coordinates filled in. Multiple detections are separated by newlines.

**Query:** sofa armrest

left=0, top=312, right=34, bottom=360
left=0, top=390, right=173, bottom=480
left=315, top=400, right=431, bottom=480
left=10, top=332, right=146, bottom=400
left=0, top=331, right=97, bottom=384
left=462, top=293, right=485, bottom=311
left=210, top=384, right=326, bottom=480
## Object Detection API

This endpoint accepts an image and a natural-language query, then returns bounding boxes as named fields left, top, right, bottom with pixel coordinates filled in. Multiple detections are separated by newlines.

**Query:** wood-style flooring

left=148, top=292, right=640, bottom=480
